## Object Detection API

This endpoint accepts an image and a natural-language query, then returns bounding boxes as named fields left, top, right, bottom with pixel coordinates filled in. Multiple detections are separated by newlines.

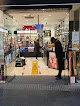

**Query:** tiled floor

left=8, top=57, right=69, bottom=77
left=0, top=76, right=80, bottom=106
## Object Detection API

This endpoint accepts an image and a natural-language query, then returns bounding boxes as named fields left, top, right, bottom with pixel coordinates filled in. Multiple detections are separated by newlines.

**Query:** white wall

left=0, top=10, right=4, bottom=27
left=51, top=25, right=55, bottom=37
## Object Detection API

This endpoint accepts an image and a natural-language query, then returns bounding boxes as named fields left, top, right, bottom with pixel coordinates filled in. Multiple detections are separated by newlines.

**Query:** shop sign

left=49, top=52, right=57, bottom=69
left=72, top=31, right=79, bottom=50
left=35, top=24, right=43, bottom=30
left=23, top=26, right=35, bottom=30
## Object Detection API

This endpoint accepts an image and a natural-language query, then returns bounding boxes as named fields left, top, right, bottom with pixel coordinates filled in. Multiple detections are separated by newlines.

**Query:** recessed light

left=74, top=30, right=75, bottom=32
left=49, top=15, right=51, bottom=16
left=24, top=15, right=27, bottom=16
left=66, top=13, right=69, bottom=15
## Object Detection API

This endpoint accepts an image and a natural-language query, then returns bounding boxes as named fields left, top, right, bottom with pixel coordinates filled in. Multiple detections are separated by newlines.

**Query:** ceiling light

left=66, top=13, right=69, bottom=15
left=43, top=9, right=45, bottom=10
left=49, top=15, right=51, bottom=16
left=24, top=15, right=27, bottom=16
left=26, top=20, right=28, bottom=21
left=13, top=18, right=15, bottom=20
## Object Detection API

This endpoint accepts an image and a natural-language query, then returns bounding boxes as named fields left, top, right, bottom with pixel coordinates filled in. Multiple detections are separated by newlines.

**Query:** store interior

left=0, top=8, right=70, bottom=81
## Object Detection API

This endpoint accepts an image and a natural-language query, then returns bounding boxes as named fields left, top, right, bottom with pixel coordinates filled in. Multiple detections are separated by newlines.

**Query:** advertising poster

left=72, top=31, right=79, bottom=50
left=65, top=59, right=68, bottom=69
left=0, top=35, right=4, bottom=55
left=0, top=56, right=4, bottom=65
left=28, top=47, right=34, bottom=52
left=69, top=52, right=72, bottom=76
left=5, top=56, right=9, bottom=66
left=49, top=52, right=57, bottom=69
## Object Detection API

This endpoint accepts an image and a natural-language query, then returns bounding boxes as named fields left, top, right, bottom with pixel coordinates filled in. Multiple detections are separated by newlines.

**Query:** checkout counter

left=17, top=47, right=41, bottom=57
left=43, top=44, right=68, bottom=70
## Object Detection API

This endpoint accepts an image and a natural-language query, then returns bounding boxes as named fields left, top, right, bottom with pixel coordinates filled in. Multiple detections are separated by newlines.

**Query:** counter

left=43, top=48, right=68, bottom=70
left=18, top=47, right=41, bottom=57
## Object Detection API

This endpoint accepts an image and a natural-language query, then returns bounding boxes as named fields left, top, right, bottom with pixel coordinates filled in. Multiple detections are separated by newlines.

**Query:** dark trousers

left=57, top=57, right=64, bottom=77
left=36, top=53, right=38, bottom=59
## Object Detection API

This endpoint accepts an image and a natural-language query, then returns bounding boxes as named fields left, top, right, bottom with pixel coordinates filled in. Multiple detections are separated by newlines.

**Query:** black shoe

left=55, top=75, right=59, bottom=77
left=56, top=77, right=62, bottom=80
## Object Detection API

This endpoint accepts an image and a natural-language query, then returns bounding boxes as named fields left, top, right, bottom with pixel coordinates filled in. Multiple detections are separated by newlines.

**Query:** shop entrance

left=0, top=8, right=69, bottom=83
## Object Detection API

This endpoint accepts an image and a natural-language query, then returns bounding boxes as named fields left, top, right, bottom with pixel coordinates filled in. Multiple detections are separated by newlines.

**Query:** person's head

left=37, top=39, right=39, bottom=42
left=51, top=37, right=56, bottom=43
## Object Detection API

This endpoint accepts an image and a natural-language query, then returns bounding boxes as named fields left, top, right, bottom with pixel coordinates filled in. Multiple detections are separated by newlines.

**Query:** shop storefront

left=1, top=4, right=79, bottom=84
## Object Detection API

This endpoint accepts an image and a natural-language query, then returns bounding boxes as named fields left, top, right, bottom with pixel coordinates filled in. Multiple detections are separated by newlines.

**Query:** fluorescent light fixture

left=66, top=13, right=69, bottom=15
left=24, top=15, right=27, bottom=16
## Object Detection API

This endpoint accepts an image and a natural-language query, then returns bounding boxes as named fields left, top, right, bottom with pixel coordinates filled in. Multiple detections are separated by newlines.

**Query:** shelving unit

left=0, top=28, right=8, bottom=80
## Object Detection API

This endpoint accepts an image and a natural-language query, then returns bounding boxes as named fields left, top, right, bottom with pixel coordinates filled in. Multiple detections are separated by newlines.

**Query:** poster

left=0, top=56, right=4, bottom=65
left=28, top=47, right=34, bottom=52
left=69, top=52, right=72, bottom=76
left=49, top=52, right=57, bottom=69
left=0, top=35, right=4, bottom=55
left=72, top=31, right=79, bottom=50
left=65, top=59, right=68, bottom=69
left=5, top=56, right=9, bottom=66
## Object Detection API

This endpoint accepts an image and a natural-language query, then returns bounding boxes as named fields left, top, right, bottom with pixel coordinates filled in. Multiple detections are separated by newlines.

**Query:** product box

left=70, top=76, right=75, bottom=83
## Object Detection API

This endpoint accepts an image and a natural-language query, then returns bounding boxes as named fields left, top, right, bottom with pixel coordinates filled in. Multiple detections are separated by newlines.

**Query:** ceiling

left=0, top=0, right=75, bottom=10
left=0, top=0, right=79, bottom=5
left=6, top=9, right=69, bottom=29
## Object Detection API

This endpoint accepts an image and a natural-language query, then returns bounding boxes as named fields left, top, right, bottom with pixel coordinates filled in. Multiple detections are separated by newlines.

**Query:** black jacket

left=55, top=40, right=63, bottom=59
left=34, top=41, right=40, bottom=54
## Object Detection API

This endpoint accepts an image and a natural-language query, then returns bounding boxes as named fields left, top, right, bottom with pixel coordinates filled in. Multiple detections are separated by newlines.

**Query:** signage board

left=72, top=31, right=79, bottom=50
left=0, top=35, right=4, bottom=55
left=35, top=24, right=43, bottom=30
left=49, top=52, right=57, bottom=69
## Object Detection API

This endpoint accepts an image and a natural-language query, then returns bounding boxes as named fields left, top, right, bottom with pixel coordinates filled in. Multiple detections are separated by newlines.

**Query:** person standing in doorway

left=51, top=37, right=64, bottom=80
left=34, top=39, right=41, bottom=60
